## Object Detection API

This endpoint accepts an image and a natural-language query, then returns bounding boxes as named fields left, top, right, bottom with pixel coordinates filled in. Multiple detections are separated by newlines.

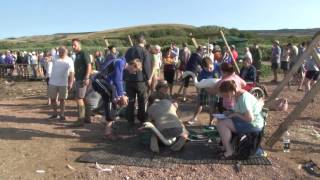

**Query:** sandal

left=214, top=146, right=226, bottom=154
left=304, top=160, right=320, bottom=177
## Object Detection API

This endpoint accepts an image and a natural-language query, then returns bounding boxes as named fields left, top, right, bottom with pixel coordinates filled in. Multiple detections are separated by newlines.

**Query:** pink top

left=218, top=74, right=246, bottom=110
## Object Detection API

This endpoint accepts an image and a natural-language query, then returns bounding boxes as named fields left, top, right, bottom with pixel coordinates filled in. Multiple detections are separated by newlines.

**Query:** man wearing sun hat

left=271, top=40, right=281, bottom=83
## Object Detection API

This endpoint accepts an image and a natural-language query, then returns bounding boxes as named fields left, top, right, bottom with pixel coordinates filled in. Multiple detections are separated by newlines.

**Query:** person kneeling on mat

left=143, top=99, right=189, bottom=153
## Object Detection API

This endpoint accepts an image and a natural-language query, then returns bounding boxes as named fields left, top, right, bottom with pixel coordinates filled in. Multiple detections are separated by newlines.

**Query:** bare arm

left=85, top=63, right=92, bottom=79
left=68, top=72, right=74, bottom=90
left=228, top=110, right=254, bottom=122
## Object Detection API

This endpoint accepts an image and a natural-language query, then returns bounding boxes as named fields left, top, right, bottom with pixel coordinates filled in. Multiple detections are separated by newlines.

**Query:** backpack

left=231, top=131, right=263, bottom=160
left=91, top=58, right=121, bottom=98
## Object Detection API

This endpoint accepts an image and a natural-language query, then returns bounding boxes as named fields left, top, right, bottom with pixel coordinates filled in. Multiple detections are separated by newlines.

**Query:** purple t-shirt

left=4, top=55, right=14, bottom=64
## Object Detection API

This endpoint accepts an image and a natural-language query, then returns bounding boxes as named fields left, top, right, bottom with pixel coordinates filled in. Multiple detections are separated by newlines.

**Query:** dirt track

left=0, top=78, right=319, bottom=179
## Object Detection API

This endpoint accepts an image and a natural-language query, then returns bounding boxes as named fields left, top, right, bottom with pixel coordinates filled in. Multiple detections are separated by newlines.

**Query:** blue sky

left=1, top=0, right=319, bottom=39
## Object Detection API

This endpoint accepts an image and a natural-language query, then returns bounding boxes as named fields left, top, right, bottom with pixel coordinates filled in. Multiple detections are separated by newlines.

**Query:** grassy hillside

left=0, top=24, right=315, bottom=53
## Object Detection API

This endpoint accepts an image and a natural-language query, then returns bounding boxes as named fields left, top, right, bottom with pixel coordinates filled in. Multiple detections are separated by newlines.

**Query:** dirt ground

left=0, top=76, right=319, bottom=180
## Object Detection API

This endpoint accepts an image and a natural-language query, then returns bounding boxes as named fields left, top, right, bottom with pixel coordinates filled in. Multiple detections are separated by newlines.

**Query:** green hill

left=0, top=24, right=315, bottom=52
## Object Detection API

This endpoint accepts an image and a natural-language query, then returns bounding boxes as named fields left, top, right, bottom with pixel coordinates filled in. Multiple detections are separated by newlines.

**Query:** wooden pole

left=104, top=38, right=109, bottom=47
left=312, top=48, right=320, bottom=67
left=266, top=33, right=320, bottom=106
left=265, top=79, right=320, bottom=148
left=220, top=30, right=240, bottom=74
left=128, top=35, right=133, bottom=47
left=191, top=37, right=198, bottom=48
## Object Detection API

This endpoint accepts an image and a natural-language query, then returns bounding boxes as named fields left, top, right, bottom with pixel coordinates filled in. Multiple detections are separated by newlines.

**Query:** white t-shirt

left=48, top=56, right=74, bottom=86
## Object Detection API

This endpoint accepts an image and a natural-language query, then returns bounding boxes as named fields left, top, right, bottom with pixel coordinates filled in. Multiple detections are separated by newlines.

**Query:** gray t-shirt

left=271, top=45, right=281, bottom=64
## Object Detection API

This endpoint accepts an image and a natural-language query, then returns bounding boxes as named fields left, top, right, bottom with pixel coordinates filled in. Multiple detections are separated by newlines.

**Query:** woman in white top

left=149, top=45, right=162, bottom=92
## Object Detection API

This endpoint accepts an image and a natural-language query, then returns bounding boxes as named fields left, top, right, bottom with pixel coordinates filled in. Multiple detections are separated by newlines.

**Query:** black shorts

left=271, top=62, right=280, bottom=70
left=281, top=61, right=290, bottom=70
left=184, top=75, right=192, bottom=87
left=305, top=70, right=320, bottom=81
left=164, top=69, right=175, bottom=85
left=6, top=65, right=14, bottom=69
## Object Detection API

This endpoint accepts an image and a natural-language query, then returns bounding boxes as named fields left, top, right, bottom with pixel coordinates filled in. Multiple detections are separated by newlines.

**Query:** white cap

left=208, top=44, right=214, bottom=50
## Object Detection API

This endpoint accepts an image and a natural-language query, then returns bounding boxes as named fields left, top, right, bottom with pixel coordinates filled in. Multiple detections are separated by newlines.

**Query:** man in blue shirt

left=271, top=40, right=281, bottom=83
left=176, top=46, right=203, bottom=101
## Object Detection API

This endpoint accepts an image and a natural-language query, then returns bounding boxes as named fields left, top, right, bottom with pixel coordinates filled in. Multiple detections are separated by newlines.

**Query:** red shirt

left=232, top=50, right=238, bottom=62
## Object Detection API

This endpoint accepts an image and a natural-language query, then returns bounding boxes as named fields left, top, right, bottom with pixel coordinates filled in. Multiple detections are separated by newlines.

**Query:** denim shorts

left=231, top=117, right=261, bottom=133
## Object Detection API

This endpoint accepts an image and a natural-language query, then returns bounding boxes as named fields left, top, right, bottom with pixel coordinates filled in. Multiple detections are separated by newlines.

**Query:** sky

left=1, top=0, right=319, bottom=39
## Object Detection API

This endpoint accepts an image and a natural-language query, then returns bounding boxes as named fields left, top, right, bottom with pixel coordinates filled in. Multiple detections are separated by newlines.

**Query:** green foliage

left=260, top=63, right=272, bottom=78
left=0, top=25, right=313, bottom=56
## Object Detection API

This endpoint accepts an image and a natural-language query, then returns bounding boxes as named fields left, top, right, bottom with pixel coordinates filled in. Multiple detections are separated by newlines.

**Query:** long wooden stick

left=128, top=35, right=133, bottom=47
left=191, top=38, right=198, bottom=48
left=312, top=48, right=320, bottom=67
left=104, top=38, right=109, bottom=47
left=220, top=30, right=240, bottom=74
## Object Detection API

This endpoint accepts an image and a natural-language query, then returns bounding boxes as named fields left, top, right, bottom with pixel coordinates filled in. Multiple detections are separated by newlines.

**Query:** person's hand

left=83, top=78, right=90, bottom=86
left=119, top=96, right=128, bottom=106
left=68, top=83, right=73, bottom=91
left=147, top=79, right=152, bottom=87
left=227, top=112, right=237, bottom=119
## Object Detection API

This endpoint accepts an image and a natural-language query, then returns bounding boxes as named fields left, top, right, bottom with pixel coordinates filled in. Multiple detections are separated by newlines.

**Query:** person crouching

left=145, top=98, right=188, bottom=153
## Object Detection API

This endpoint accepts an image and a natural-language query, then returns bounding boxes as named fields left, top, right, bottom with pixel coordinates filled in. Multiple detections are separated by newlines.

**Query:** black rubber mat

left=77, top=135, right=271, bottom=168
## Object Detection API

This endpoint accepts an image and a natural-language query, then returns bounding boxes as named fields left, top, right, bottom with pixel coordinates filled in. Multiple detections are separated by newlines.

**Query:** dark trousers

left=126, top=81, right=147, bottom=124
left=92, top=79, right=116, bottom=121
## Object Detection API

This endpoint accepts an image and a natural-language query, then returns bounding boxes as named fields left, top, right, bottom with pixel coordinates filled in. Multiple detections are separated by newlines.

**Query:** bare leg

left=298, top=71, right=305, bottom=90
left=169, top=84, right=173, bottom=96
left=216, top=119, right=236, bottom=156
left=192, top=104, right=202, bottom=120
left=105, top=121, right=113, bottom=135
left=182, top=87, right=187, bottom=101
left=176, top=83, right=184, bottom=95
left=51, top=98, right=58, bottom=116
left=273, top=69, right=278, bottom=81
left=59, top=99, right=65, bottom=117
left=305, top=79, right=311, bottom=91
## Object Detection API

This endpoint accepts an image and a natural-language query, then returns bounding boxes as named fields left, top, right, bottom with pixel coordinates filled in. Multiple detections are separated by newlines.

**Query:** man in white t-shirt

left=47, top=46, right=74, bottom=120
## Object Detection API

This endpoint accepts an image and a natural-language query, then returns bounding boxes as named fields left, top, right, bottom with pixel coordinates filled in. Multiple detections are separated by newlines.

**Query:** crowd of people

left=1, top=35, right=317, bottom=158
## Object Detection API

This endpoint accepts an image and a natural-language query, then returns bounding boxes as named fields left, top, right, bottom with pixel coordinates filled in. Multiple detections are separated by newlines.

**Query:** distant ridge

left=245, top=28, right=320, bottom=37
left=1, top=24, right=317, bottom=42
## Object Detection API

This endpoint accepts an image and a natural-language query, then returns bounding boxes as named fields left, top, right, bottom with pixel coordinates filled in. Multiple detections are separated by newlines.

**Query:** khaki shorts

left=75, top=81, right=88, bottom=99
left=48, top=85, right=68, bottom=100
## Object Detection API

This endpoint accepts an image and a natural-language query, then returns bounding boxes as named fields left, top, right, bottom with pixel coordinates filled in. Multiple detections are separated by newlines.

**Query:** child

left=148, top=80, right=171, bottom=105
left=240, top=57, right=257, bottom=83
left=162, top=47, right=176, bottom=96
left=188, top=57, right=220, bottom=125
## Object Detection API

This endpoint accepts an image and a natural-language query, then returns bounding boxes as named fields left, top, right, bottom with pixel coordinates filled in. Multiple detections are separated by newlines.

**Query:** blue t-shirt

left=198, top=65, right=220, bottom=81
left=100, top=57, right=126, bottom=97
left=185, top=53, right=202, bottom=73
